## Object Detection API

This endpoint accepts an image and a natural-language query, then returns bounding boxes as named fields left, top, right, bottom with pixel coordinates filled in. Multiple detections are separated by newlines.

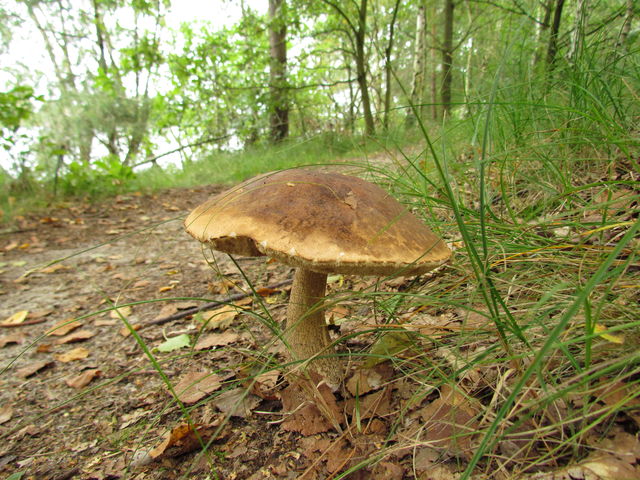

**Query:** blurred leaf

left=1, top=310, right=28, bottom=326
left=594, top=324, right=624, bottom=344
left=156, top=333, right=191, bottom=352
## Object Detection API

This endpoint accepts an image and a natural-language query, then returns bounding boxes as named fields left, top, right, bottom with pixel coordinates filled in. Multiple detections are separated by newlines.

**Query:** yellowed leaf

left=158, top=285, right=175, bottom=293
left=110, top=305, right=133, bottom=318
left=55, top=347, right=90, bottom=362
left=594, top=324, right=624, bottom=344
left=199, top=305, right=238, bottom=330
left=1, top=310, right=29, bottom=326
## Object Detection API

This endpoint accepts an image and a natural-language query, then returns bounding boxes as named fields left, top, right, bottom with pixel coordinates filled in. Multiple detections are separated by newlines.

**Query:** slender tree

left=546, top=0, right=565, bottom=71
left=441, top=0, right=455, bottom=117
left=407, top=0, right=427, bottom=126
left=268, top=0, right=289, bottom=142
left=321, top=0, right=375, bottom=136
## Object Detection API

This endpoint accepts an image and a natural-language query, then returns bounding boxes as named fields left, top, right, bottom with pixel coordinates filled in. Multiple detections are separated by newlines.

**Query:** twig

left=139, top=279, right=293, bottom=330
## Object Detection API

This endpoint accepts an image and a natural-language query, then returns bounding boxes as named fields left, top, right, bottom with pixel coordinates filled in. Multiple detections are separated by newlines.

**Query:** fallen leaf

left=208, top=278, right=236, bottom=294
left=158, top=285, right=175, bottom=293
left=197, top=305, right=239, bottom=331
left=194, top=331, right=240, bottom=350
left=109, top=305, right=133, bottom=319
left=1, top=310, right=29, bottom=326
left=46, top=319, right=82, bottom=336
left=0, top=405, right=13, bottom=424
left=415, top=384, right=482, bottom=459
left=41, top=264, right=71, bottom=274
left=54, top=330, right=96, bottom=345
left=55, top=347, right=90, bottom=362
left=173, top=371, right=223, bottom=404
left=156, top=334, right=191, bottom=353
left=17, top=360, right=53, bottom=378
left=66, top=369, right=100, bottom=388
left=215, top=388, right=261, bottom=418
left=0, top=333, right=24, bottom=348
left=281, top=373, right=343, bottom=435
left=149, top=421, right=222, bottom=459
left=594, top=323, right=624, bottom=344
left=119, top=323, right=142, bottom=337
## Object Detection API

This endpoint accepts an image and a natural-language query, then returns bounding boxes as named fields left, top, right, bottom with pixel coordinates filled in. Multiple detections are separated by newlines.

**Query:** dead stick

left=139, top=279, right=293, bottom=330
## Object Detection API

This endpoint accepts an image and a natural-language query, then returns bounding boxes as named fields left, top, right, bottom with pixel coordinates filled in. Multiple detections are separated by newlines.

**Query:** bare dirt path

left=0, top=182, right=434, bottom=479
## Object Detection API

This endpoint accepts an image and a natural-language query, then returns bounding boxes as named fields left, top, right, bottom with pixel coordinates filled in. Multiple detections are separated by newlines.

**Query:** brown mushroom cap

left=184, top=169, right=451, bottom=275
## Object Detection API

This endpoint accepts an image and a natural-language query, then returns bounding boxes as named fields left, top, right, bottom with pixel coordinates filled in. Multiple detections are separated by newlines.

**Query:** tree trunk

left=430, top=10, right=438, bottom=120
left=406, top=1, right=427, bottom=126
left=383, top=0, right=401, bottom=131
left=355, top=0, right=375, bottom=136
left=618, top=0, right=634, bottom=52
left=546, top=0, right=565, bottom=71
left=441, top=0, right=455, bottom=118
left=268, top=0, right=289, bottom=142
left=533, top=0, right=553, bottom=67
left=568, top=0, right=588, bottom=64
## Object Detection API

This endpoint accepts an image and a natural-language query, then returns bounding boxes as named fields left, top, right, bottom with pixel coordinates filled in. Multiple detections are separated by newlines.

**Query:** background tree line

left=0, top=0, right=637, bottom=195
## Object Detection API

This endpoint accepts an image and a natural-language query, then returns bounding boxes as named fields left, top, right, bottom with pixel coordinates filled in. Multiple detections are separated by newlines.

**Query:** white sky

left=0, top=0, right=265, bottom=172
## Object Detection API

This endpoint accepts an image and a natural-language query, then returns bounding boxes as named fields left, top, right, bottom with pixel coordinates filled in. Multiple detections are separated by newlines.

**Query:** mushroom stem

left=286, top=268, right=342, bottom=385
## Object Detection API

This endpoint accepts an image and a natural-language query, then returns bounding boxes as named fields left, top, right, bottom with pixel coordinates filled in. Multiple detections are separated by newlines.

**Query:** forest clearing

left=1, top=0, right=639, bottom=478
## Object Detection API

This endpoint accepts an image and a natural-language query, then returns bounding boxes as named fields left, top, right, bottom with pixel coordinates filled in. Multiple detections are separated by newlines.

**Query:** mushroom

left=184, top=169, right=451, bottom=385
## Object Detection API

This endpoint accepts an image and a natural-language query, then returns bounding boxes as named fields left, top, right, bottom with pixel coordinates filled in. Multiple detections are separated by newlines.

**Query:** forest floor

left=0, top=177, right=462, bottom=480
left=1, top=160, right=638, bottom=480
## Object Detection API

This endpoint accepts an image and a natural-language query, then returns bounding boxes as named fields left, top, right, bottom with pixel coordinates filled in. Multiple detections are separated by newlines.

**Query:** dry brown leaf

left=281, top=373, right=343, bottom=436
left=215, top=388, right=261, bottom=418
left=199, top=305, right=239, bottom=330
left=207, top=278, right=237, bottom=294
left=1, top=310, right=29, bottom=326
left=17, top=360, right=53, bottom=378
left=119, top=323, right=142, bottom=337
left=173, top=371, right=223, bottom=404
left=55, top=347, right=90, bottom=362
left=66, top=369, right=100, bottom=388
left=149, top=421, right=221, bottom=459
left=0, top=405, right=13, bottom=424
left=46, top=319, right=82, bottom=336
left=346, top=368, right=384, bottom=396
left=0, top=333, right=24, bottom=348
left=54, top=330, right=96, bottom=345
left=345, top=387, right=393, bottom=420
left=194, top=331, right=240, bottom=350
left=41, top=264, right=71, bottom=274
left=415, top=384, right=482, bottom=459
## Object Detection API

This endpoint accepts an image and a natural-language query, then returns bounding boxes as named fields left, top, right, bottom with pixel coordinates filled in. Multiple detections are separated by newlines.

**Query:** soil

left=0, top=184, right=449, bottom=479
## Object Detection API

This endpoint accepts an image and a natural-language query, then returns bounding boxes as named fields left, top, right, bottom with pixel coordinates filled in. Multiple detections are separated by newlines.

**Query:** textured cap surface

left=184, top=170, right=451, bottom=276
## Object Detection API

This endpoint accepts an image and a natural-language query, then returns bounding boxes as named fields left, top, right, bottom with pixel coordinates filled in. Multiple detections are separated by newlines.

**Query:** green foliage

left=59, top=156, right=136, bottom=197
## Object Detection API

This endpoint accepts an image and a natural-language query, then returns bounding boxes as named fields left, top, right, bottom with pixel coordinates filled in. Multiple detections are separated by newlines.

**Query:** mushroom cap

left=184, top=169, right=451, bottom=276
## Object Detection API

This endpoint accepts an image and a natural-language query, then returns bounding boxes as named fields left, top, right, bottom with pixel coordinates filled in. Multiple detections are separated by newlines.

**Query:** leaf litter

left=1, top=184, right=639, bottom=479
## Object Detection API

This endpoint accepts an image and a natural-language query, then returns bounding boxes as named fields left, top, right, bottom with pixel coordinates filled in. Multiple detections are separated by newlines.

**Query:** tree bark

left=354, top=0, right=375, bottom=135
left=268, top=0, right=289, bottom=142
left=441, top=0, right=455, bottom=118
left=406, top=1, right=427, bottom=126
left=618, top=0, right=634, bottom=52
left=546, top=0, right=565, bottom=71
left=533, top=0, right=553, bottom=68
left=383, top=0, right=401, bottom=131
left=568, top=0, right=588, bottom=64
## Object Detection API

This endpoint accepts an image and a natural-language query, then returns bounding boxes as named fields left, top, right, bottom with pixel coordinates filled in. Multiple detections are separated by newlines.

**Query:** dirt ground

left=0, top=184, right=453, bottom=479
